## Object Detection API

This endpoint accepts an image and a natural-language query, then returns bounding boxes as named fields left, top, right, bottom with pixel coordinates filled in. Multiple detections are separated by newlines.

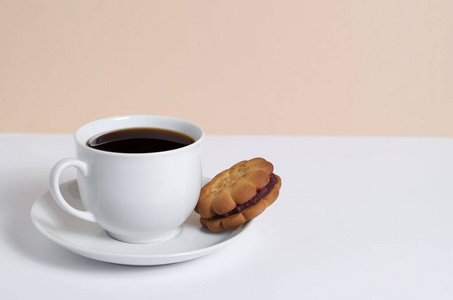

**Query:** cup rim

left=74, top=115, right=204, bottom=157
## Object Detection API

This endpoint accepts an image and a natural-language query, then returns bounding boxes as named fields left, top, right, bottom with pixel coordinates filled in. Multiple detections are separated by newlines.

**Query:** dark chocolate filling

left=215, top=173, right=278, bottom=219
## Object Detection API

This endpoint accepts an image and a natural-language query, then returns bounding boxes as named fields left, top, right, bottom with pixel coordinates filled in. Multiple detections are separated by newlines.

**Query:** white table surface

left=1, top=134, right=453, bottom=299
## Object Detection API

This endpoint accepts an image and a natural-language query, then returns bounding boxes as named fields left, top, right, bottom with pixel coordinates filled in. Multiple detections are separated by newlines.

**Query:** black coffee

left=87, top=128, right=194, bottom=153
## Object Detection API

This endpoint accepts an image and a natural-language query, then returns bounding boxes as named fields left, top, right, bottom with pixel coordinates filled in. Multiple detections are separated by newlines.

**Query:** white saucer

left=31, top=177, right=251, bottom=266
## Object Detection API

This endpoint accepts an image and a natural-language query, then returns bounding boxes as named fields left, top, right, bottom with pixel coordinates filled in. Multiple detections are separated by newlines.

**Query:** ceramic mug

left=49, top=115, right=204, bottom=243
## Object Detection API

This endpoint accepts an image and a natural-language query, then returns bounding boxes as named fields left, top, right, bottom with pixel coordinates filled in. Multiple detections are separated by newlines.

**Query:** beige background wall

left=1, top=0, right=452, bottom=135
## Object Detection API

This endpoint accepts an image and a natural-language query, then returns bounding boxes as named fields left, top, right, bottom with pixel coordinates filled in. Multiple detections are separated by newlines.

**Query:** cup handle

left=49, top=158, right=96, bottom=222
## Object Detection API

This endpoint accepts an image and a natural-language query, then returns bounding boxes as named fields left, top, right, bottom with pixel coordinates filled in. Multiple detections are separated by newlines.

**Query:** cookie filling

left=215, top=173, right=278, bottom=219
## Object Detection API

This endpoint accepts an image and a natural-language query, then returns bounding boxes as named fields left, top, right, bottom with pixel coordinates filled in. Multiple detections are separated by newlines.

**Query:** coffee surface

left=87, top=128, right=194, bottom=153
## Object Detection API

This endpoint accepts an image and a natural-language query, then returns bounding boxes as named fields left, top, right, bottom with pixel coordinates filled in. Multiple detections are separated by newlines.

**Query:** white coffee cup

left=49, top=115, right=204, bottom=243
